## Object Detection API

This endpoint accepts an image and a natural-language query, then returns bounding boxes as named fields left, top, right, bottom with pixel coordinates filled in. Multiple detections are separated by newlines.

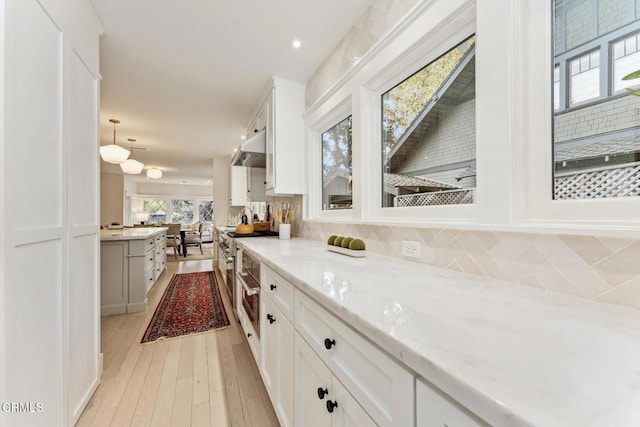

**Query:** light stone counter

left=100, top=227, right=167, bottom=241
left=234, top=237, right=640, bottom=427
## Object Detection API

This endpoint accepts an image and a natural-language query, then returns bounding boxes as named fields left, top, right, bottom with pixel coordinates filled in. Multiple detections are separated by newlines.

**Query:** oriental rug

left=141, top=271, right=230, bottom=343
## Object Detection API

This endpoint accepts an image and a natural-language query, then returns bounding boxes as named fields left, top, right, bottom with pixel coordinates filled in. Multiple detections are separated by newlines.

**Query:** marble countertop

left=234, top=237, right=640, bottom=427
left=100, top=227, right=167, bottom=241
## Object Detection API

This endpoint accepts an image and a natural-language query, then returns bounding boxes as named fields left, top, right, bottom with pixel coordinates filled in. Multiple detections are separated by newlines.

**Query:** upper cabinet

left=264, top=78, right=306, bottom=196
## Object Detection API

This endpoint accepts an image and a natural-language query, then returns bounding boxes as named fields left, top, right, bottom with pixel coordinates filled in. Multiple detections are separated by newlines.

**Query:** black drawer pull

left=267, top=313, right=276, bottom=324
left=324, top=338, right=336, bottom=350
left=270, top=284, right=276, bottom=291
left=317, top=387, right=328, bottom=400
left=247, top=332, right=252, bottom=338
left=326, top=400, right=338, bottom=413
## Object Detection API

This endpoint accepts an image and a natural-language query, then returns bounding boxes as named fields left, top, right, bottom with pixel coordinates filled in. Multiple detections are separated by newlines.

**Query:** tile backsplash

left=299, top=220, right=640, bottom=311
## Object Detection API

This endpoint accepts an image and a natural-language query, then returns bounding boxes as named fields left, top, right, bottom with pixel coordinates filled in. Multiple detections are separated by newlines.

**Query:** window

left=553, top=0, right=640, bottom=200
left=171, top=199, right=194, bottom=224
left=569, top=50, right=600, bottom=106
left=142, top=199, right=166, bottom=223
left=322, top=116, right=352, bottom=210
left=554, top=65, right=560, bottom=111
left=381, top=35, right=476, bottom=208
left=198, top=200, right=213, bottom=222
left=612, top=32, right=640, bottom=92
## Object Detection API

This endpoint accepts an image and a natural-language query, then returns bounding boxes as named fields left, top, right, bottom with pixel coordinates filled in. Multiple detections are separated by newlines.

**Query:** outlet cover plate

left=402, top=240, right=421, bottom=258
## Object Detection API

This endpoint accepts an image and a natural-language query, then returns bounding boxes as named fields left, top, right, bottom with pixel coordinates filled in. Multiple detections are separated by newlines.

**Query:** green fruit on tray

left=349, top=238, right=366, bottom=250
left=341, top=237, right=354, bottom=248
left=333, top=236, right=344, bottom=246
left=327, top=235, right=338, bottom=245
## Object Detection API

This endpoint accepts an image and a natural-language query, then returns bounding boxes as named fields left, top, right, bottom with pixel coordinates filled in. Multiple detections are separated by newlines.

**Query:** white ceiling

left=92, top=0, right=372, bottom=185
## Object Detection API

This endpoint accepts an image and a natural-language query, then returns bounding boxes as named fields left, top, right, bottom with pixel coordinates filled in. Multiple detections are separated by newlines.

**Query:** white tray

left=327, top=245, right=366, bottom=257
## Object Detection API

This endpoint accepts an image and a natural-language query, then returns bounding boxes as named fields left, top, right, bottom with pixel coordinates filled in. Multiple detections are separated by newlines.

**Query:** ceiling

left=92, top=0, right=373, bottom=186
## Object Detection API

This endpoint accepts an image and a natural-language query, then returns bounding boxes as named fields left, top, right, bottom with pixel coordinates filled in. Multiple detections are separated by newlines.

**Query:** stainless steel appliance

left=235, top=248, right=261, bottom=340
left=216, top=229, right=237, bottom=318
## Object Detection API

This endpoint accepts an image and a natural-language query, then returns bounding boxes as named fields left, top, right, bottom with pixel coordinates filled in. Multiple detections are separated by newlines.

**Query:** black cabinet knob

left=317, top=387, right=328, bottom=400
left=270, top=284, right=277, bottom=291
left=247, top=332, right=252, bottom=338
left=267, top=313, right=276, bottom=324
left=326, top=400, right=338, bottom=413
left=324, top=338, right=336, bottom=350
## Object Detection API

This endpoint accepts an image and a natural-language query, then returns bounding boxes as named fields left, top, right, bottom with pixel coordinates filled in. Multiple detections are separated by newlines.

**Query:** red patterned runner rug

left=141, top=271, right=230, bottom=343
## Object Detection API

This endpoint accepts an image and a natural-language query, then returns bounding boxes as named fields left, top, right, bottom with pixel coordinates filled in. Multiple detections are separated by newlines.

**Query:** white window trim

left=305, top=97, right=357, bottom=221
left=518, top=0, right=640, bottom=234
left=304, top=0, right=640, bottom=237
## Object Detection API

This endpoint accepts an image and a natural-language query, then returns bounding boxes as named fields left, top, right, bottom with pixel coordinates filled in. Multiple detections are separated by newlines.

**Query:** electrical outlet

left=401, top=240, right=421, bottom=258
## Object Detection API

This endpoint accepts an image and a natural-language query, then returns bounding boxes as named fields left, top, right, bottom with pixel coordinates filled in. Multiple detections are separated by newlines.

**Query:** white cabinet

left=295, top=291, right=414, bottom=427
left=416, top=378, right=487, bottom=427
left=260, top=293, right=295, bottom=427
left=230, top=165, right=248, bottom=206
left=295, top=334, right=376, bottom=427
left=230, top=165, right=266, bottom=205
left=264, top=77, right=306, bottom=196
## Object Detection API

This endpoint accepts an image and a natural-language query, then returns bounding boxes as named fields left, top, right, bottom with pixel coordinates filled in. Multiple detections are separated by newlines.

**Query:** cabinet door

left=295, top=333, right=332, bottom=427
left=261, top=295, right=295, bottom=427
left=265, top=88, right=275, bottom=191
left=416, top=378, right=486, bottom=427
left=230, top=165, right=248, bottom=206
left=331, top=379, right=376, bottom=427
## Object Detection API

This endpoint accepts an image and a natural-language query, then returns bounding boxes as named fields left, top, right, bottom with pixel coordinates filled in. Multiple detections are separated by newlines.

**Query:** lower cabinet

left=260, top=293, right=295, bottom=427
left=295, top=333, right=376, bottom=427
left=417, top=378, right=488, bottom=427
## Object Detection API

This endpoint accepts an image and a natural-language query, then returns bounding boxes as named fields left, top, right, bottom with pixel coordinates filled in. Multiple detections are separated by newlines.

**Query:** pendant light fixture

left=146, top=168, right=162, bottom=179
left=99, top=119, right=130, bottom=164
left=120, top=138, right=145, bottom=174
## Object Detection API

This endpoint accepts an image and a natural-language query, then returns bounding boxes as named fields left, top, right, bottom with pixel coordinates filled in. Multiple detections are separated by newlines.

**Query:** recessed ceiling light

left=292, top=39, right=301, bottom=49
left=241, top=135, right=246, bottom=140
left=233, top=148, right=238, bottom=152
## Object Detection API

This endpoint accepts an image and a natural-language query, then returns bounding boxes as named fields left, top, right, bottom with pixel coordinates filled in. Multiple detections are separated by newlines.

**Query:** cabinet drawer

left=144, top=250, right=155, bottom=271
left=129, top=237, right=155, bottom=256
left=144, top=267, right=155, bottom=293
left=295, top=292, right=413, bottom=427
left=262, top=265, right=295, bottom=322
left=417, top=378, right=487, bottom=427
left=155, top=232, right=166, bottom=245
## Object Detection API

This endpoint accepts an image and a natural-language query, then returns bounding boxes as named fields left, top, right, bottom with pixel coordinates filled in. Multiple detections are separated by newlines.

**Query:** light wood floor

left=76, top=257, right=279, bottom=427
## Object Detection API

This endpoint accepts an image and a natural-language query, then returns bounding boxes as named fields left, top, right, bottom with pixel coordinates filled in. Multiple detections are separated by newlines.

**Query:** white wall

left=1, top=0, right=102, bottom=425
left=136, top=182, right=213, bottom=198
left=212, top=156, right=230, bottom=226
left=100, top=172, right=124, bottom=225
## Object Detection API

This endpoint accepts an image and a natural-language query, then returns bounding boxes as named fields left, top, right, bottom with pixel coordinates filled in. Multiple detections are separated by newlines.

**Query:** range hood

left=231, top=130, right=265, bottom=168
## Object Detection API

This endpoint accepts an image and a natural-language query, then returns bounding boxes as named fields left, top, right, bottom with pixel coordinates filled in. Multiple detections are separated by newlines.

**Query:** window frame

left=519, top=0, right=640, bottom=232
left=303, top=0, right=640, bottom=236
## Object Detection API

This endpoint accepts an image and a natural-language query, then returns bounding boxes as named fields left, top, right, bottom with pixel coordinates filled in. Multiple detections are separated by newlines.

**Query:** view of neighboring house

left=553, top=0, right=640, bottom=199
left=381, top=36, right=476, bottom=207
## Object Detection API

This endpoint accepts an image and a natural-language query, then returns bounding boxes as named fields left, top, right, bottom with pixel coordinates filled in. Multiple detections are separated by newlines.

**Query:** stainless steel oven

left=216, top=231, right=237, bottom=318
left=235, top=248, right=261, bottom=340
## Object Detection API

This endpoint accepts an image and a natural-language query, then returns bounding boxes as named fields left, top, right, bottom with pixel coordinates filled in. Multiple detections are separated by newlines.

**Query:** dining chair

left=184, top=222, right=203, bottom=255
left=166, top=223, right=182, bottom=258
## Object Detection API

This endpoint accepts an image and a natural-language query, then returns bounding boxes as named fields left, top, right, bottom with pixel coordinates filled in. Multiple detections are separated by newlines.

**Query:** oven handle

left=237, top=273, right=260, bottom=296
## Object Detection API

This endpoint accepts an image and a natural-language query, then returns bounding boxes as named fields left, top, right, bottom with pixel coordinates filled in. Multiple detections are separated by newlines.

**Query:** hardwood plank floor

left=77, top=254, right=279, bottom=426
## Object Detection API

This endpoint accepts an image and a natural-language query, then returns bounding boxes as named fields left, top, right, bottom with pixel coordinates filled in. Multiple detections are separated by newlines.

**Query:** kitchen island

left=100, top=227, right=167, bottom=315
left=232, top=236, right=640, bottom=427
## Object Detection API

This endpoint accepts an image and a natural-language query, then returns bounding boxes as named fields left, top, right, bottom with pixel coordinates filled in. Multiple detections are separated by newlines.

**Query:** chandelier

left=120, top=138, right=144, bottom=174
left=99, top=119, right=130, bottom=164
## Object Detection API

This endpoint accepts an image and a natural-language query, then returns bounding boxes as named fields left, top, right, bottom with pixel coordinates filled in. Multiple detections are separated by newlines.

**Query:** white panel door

left=1, top=0, right=101, bottom=425
left=4, top=0, right=65, bottom=425
left=67, top=44, right=100, bottom=423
